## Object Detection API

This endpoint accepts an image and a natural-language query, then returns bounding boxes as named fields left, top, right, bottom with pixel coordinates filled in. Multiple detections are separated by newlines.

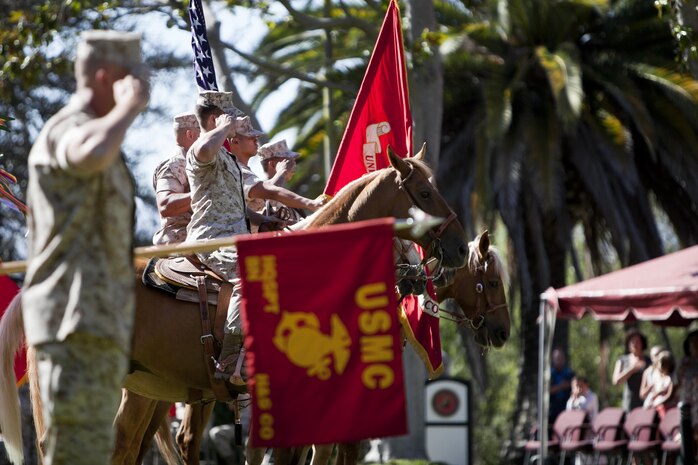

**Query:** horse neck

left=306, top=170, right=398, bottom=227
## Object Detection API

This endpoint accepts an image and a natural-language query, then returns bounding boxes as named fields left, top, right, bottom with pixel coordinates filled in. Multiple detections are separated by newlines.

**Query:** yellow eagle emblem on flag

left=272, top=311, right=351, bottom=380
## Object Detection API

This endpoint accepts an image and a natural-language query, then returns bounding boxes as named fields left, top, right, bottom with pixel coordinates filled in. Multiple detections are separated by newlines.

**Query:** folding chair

left=558, top=410, right=593, bottom=465
left=523, top=410, right=588, bottom=465
left=625, top=408, right=659, bottom=465
left=591, top=407, right=627, bottom=465
left=658, top=407, right=681, bottom=465
left=558, top=407, right=625, bottom=465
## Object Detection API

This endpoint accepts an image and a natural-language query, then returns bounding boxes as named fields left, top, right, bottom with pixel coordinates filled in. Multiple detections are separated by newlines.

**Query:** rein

left=396, top=164, right=458, bottom=266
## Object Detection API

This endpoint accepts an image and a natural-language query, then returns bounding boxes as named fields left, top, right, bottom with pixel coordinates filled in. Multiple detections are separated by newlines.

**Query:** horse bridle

left=396, top=164, right=458, bottom=265
left=395, top=164, right=508, bottom=333
left=439, top=257, right=508, bottom=332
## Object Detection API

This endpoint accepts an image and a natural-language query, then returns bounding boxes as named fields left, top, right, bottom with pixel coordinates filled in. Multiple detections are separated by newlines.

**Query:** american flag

left=189, top=0, right=218, bottom=90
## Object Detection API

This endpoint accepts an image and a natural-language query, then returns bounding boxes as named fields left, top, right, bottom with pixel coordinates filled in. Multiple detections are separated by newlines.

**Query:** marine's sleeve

left=154, top=158, right=188, bottom=194
left=241, top=165, right=261, bottom=201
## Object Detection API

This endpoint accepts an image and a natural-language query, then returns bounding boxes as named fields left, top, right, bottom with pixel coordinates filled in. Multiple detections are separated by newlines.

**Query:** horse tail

left=0, top=293, right=25, bottom=465
left=27, top=344, right=46, bottom=464
left=155, top=418, right=182, bottom=465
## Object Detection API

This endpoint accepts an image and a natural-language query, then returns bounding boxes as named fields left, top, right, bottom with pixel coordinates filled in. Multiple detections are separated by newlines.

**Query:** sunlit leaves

left=535, top=43, right=584, bottom=129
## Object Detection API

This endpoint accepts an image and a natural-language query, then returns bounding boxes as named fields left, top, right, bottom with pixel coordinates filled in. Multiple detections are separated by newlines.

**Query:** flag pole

left=0, top=213, right=444, bottom=276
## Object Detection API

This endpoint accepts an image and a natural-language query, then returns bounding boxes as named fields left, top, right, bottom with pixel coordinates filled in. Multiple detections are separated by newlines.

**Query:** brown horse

left=0, top=146, right=468, bottom=465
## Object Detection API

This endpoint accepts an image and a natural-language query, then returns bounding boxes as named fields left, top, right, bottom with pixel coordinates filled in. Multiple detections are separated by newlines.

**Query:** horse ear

left=388, top=145, right=410, bottom=177
left=413, top=142, right=427, bottom=161
left=478, top=230, right=490, bottom=259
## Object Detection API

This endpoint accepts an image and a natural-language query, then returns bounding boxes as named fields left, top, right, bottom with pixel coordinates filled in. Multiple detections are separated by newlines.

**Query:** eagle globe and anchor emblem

left=272, top=311, right=352, bottom=380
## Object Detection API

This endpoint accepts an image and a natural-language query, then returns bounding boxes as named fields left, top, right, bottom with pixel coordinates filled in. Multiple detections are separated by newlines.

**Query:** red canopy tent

left=543, top=244, right=698, bottom=325
left=534, top=245, right=698, bottom=463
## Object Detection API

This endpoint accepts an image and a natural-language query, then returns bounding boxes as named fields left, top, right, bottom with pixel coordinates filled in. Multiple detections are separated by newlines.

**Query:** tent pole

left=538, top=300, right=547, bottom=465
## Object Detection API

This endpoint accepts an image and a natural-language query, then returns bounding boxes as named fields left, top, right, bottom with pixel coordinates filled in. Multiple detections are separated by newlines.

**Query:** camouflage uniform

left=22, top=93, right=135, bottom=464
left=239, top=163, right=264, bottom=232
left=152, top=147, right=191, bottom=244
left=257, top=139, right=306, bottom=227
left=36, top=334, right=126, bottom=464
left=186, top=146, right=256, bottom=334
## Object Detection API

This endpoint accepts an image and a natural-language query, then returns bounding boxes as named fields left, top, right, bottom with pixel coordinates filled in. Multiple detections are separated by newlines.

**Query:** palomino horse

left=0, top=146, right=467, bottom=465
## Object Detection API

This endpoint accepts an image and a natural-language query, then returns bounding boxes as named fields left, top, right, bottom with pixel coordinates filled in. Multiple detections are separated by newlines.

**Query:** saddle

left=143, top=256, right=236, bottom=401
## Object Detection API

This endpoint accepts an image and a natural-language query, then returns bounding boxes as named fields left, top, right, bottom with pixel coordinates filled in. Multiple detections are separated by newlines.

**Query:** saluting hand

left=276, top=158, right=296, bottom=181
left=113, top=74, right=149, bottom=114
left=215, top=113, right=237, bottom=138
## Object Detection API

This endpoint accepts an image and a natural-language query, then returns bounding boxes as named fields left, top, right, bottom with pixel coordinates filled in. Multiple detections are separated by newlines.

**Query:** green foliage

left=0, top=1, right=119, bottom=104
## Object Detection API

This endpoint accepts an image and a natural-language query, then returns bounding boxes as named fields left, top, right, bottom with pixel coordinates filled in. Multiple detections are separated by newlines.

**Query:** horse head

left=436, top=231, right=510, bottom=348
left=387, top=144, right=467, bottom=269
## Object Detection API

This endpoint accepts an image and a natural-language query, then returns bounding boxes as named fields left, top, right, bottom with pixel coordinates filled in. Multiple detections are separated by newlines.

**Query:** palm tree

left=436, top=0, right=698, bottom=457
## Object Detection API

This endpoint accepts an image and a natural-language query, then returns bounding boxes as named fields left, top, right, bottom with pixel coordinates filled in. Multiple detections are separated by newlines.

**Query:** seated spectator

left=566, top=376, right=599, bottom=422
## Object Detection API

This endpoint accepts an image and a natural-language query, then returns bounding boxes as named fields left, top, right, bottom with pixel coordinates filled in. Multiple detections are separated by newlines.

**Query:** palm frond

left=534, top=43, right=584, bottom=129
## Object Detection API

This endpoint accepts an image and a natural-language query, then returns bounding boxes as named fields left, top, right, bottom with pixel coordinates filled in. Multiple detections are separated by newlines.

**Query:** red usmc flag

left=324, top=0, right=412, bottom=196
left=238, top=219, right=407, bottom=447
left=399, top=244, right=443, bottom=378
left=323, top=0, right=444, bottom=378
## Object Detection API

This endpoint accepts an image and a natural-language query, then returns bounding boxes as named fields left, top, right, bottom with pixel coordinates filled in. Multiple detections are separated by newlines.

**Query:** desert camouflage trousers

left=35, top=332, right=127, bottom=465
left=198, top=246, right=243, bottom=336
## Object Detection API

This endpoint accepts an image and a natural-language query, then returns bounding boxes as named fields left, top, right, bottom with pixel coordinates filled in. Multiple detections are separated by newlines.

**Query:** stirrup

left=228, top=347, right=246, bottom=386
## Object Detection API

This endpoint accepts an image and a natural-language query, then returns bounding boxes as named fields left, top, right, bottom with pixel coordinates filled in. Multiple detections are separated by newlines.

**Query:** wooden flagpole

left=0, top=213, right=443, bottom=276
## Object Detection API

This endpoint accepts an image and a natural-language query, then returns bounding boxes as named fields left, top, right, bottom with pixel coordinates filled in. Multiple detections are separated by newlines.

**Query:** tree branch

left=276, top=0, right=374, bottom=35
left=219, top=37, right=356, bottom=95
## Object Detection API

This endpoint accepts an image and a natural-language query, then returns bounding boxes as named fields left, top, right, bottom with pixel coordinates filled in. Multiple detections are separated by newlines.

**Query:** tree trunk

left=598, top=322, right=614, bottom=407
left=404, top=0, right=443, bottom=165
left=502, top=192, right=547, bottom=461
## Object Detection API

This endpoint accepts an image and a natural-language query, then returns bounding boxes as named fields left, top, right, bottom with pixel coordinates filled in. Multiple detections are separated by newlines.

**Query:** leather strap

left=196, top=276, right=231, bottom=401
left=215, top=282, right=234, bottom=345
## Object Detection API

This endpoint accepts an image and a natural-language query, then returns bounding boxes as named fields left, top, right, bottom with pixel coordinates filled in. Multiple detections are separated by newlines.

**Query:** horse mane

left=467, top=242, right=509, bottom=286
left=293, top=156, right=434, bottom=231
left=297, top=169, right=385, bottom=228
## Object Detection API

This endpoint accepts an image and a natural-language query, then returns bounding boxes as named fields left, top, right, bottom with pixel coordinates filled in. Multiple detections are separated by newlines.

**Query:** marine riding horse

left=0, top=145, right=468, bottom=465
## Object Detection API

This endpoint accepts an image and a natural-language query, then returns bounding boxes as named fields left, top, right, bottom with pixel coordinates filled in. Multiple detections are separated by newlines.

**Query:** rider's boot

left=215, top=333, right=246, bottom=388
